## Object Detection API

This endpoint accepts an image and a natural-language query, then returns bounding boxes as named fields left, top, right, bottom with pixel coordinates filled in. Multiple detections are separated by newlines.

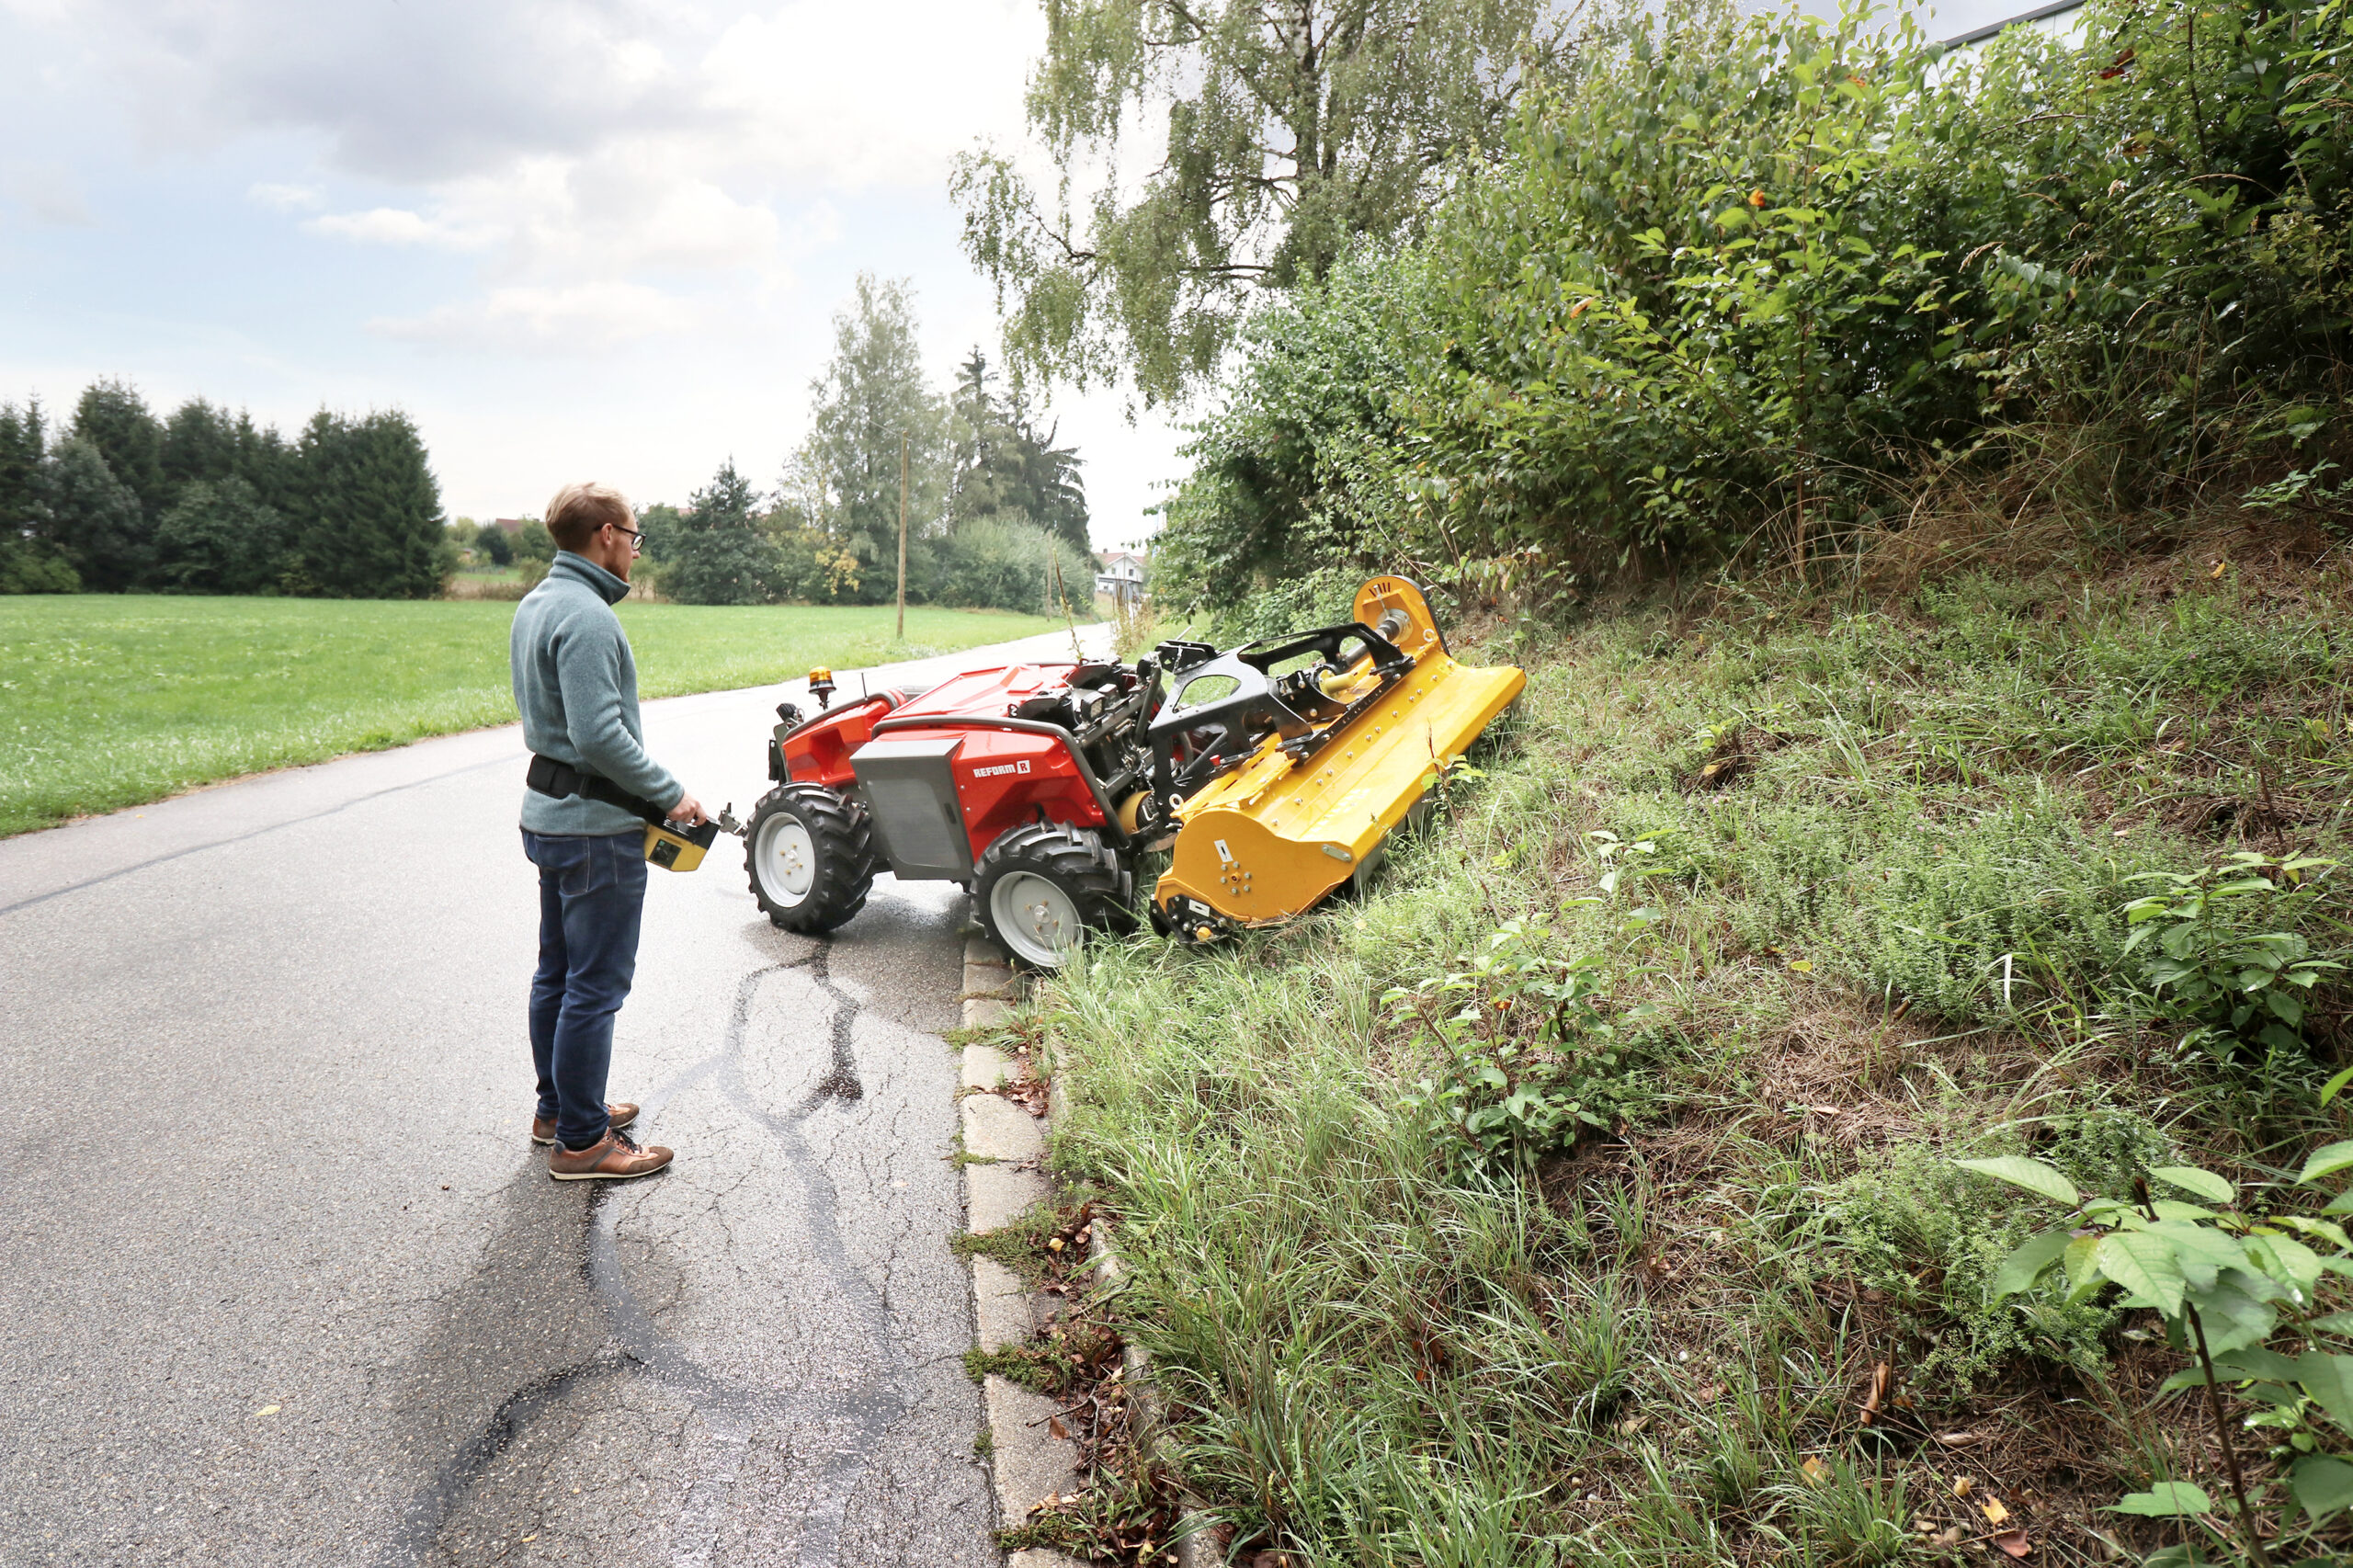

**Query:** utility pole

left=896, top=432, right=908, bottom=641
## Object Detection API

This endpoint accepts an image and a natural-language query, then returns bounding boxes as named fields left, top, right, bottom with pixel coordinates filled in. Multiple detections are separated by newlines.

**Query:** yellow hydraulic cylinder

left=1154, top=576, right=1527, bottom=930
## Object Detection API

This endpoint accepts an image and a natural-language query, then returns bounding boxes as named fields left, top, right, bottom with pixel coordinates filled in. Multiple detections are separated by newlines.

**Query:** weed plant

left=1029, top=537, right=2353, bottom=1564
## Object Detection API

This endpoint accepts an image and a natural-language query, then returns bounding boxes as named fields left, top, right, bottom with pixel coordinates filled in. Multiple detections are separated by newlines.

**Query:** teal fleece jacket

left=510, top=551, right=682, bottom=836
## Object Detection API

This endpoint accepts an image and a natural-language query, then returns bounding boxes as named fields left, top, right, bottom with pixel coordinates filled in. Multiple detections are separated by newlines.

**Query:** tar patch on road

left=381, top=944, right=931, bottom=1568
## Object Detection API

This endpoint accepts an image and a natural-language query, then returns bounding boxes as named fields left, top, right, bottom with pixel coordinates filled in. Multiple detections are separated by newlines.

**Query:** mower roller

left=742, top=575, right=1525, bottom=967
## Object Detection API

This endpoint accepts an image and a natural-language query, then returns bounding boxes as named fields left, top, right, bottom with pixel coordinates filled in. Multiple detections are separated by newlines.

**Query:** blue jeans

left=522, top=829, right=647, bottom=1150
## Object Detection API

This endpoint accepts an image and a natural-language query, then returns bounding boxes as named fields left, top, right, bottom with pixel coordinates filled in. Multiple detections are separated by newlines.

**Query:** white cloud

left=245, top=180, right=323, bottom=211
left=369, top=281, right=698, bottom=353
left=2, top=161, right=94, bottom=225
left=306, top=206, right=490, bottom=249
left=11, top=0, right=1047, bottom=343
left=0, top=0, right=1189, bottom=537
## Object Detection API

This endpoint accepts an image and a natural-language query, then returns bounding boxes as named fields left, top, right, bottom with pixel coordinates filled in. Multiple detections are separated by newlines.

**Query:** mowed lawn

left=0, top=596, right=1064, bottom=836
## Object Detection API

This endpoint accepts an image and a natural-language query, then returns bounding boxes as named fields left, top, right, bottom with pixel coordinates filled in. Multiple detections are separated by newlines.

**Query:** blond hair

left=544, top=483, right=633, bottom=552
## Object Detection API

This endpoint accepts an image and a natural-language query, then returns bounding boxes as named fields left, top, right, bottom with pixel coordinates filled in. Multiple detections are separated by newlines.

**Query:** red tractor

left=743, top=656, right=1154, bottom=966
left=741, top=577, right=1526, bottom=966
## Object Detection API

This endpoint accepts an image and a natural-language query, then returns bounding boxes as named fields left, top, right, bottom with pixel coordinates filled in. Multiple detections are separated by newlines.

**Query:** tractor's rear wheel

left=975, top=823, right=1136, bottom=969
left=745, top=784, right=876, bottom=933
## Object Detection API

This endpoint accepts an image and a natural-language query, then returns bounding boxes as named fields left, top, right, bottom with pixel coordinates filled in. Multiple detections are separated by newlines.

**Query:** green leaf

left=1955, top=1156, right=2080, bottom=1207
left=2109, top=1482, right=2213, bottom=1517
left=2192, top=1279, right=2279, bottom=1353
left=2311, top=1311, right=2353, bottom=1337
left=2151, top=1166, right=2234, bottom=1205
left=2291, top=1457, right=2353, bottom=1521
left=2247, top=1233, right=2326, bottom=1297
left=2150, top=1200, right=2220, bottom=1221
left=1992, top=1226, right=2075, bottom=1298
left=2213, top=1346, right=2303, bottom=1382
left=2152, top=1221, right=2246, bottom=1290
left=2297, top=1352, right=2353, bottom=1432
left=2320, top=1063, right=2353, bottom=1108
left=2097, top=1232, right=2187, bottom=1317
left=2300, top=1140, right=2353, bottom=1185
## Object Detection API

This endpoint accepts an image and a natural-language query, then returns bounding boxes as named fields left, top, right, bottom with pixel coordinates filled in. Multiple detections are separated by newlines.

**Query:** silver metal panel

left=850, top=735, right=971, bottom=881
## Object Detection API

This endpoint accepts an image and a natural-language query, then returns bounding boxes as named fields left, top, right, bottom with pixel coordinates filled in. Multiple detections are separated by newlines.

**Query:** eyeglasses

left=610, top=523, right=646, bottom=555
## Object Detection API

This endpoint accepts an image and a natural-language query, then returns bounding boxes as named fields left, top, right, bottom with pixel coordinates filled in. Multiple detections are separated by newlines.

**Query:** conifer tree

left=161, top=399, right=241, bottom=491
left=46, top=437, right=149, bottom=591
left=71, top=381, right=167, bottom=522
left=665, top=460, right=781, bottom=605
left=290, top=410, right=448, bottom=598
left=0, top=399, right=45, bottom=539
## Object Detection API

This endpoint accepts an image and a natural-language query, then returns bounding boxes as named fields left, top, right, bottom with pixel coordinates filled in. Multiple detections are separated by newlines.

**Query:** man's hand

left=667, top=791, right=710, bottom=828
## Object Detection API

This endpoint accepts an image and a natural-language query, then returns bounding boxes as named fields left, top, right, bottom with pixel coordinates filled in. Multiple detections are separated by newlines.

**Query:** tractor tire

left=974, top=823, right=1136, bottom=969
left=745, top=784, right=876, bottom=934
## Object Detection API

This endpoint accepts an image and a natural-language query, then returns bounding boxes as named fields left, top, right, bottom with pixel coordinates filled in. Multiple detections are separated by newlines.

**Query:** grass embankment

left=0, top=596, right=1063, bottom=835
left=1005, top=524, right=2353, bottom=1564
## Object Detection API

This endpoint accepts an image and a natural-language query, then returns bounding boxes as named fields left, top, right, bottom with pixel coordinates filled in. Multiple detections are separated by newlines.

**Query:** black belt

left=525, top=753, right=670, bottom=825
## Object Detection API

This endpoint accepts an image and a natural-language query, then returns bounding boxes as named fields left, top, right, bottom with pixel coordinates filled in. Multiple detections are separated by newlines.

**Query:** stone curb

left=959, top=933, right=1088, bottom=1568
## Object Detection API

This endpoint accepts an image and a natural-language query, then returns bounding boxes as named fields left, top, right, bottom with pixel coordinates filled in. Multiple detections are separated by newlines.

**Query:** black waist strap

left=526, top=753, right=669, bottom=825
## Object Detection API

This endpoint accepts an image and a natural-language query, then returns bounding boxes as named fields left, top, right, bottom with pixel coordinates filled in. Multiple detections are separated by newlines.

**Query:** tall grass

left=1027, top=538, right=2353, bottom=1562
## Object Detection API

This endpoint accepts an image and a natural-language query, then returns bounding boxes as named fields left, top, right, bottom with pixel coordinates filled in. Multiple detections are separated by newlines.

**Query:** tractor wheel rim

left=755, top=815, right=817, bottom=903
left=991, top=872, right=1082, bottom=966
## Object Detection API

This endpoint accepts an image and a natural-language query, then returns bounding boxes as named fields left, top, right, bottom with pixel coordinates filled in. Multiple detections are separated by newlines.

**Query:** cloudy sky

left=0, top=0, right=2050, bottom=546
left=0, top=0, right=1187, bottom=547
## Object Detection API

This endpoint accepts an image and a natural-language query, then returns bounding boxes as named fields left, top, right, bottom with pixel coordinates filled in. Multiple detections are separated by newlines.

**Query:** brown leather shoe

left=531, top=1101, right=639, bottom=1146
left=547, top=1127, right=673, bottom=1181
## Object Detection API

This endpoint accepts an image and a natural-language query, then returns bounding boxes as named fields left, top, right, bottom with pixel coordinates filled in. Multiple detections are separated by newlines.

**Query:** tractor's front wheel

left=974, top=823, right=1136, bottom=969
left=745, top=785, right=876, bottom=933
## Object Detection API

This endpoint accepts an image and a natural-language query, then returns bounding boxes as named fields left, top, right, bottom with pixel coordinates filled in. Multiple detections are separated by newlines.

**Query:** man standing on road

left=510, top=483, right=703, bottom=1180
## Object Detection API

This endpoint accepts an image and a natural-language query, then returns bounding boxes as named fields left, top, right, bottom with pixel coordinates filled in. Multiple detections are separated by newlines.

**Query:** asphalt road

left=0, top=624, right=1108, bottom=1568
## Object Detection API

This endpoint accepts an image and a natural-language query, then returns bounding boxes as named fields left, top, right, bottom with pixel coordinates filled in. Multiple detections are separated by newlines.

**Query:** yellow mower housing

left=1151, top=576, right=1525, bottom=936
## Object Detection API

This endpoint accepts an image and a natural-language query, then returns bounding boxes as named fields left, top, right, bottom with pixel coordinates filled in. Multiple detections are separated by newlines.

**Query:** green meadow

left=0, top=595, right=1063, bottom=835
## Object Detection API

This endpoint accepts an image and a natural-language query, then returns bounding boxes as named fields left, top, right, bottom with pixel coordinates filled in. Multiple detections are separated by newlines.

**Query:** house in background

left=1095, top=548, right=1149, bottom=605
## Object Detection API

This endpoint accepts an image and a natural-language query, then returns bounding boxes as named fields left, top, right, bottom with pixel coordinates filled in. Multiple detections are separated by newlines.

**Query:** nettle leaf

left=1993, top=1226, right=2074, bottom=1299
left=2291, top=1457, right=2353, bottom=1521
left=2150, top=1166, right=2235, bottom=1205
left=1956, top=1156, right=2081, bottom=1207
left=2297, top=1353, right=2353, bottom=1433
left=2300, top=1140, right=2353, bottom=1185
left=2098, top=1232, right=2187, bottom=1317
left=2109, top=1482, right=2213, bottom=1517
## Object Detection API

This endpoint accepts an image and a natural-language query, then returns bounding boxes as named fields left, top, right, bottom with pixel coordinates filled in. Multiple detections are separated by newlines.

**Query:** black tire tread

left=974, top=822, right=1137, bottom=966
left=745, top=784, right=877, bottom=933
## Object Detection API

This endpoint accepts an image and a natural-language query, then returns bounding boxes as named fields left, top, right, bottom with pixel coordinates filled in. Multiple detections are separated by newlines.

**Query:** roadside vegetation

left=0, top=597, right=1060, bottom=836
left=1024, top=529, right=2353, bottom=1563
left=961, top=0, right=2353, bottom=1560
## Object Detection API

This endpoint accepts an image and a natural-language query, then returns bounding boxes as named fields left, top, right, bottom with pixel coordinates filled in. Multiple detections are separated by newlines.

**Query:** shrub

left=152, top=476, right=290, bottom=595
left=1152, top=0, right=2353, bottom=607
left=1828, top=1109, right=2176, bottom=1391
left=1385, top=919, right=1661, bottom=1177
left=0, top=538, right=77, bottom=593
left=930, top=517, right=1095, bottom=616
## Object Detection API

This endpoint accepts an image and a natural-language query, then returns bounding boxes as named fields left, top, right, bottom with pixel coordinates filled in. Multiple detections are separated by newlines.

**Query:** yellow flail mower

left=745, top=575, right=1526, bottom=966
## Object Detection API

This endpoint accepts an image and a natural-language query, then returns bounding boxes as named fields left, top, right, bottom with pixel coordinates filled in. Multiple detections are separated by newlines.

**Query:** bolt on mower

left=742, top=575, right=1527, bottom=968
